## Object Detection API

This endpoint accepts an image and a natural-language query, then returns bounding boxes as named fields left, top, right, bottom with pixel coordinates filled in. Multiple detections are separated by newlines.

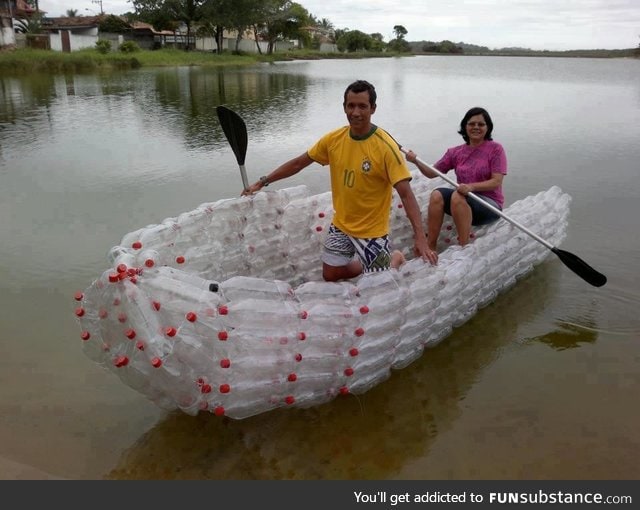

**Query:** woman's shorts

left=437, top=187, right=501, bottom=226
left=321, top=224, right=392, bottom=273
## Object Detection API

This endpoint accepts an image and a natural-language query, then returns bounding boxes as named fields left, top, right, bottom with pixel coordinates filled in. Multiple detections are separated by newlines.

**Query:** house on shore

left=0, top=0, right=35, bottom=48
left=2, top=12, right=337, bottom=54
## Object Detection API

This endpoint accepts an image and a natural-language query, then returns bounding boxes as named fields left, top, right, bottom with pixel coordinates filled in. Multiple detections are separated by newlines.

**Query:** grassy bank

left=0, top=47, right=404, bottom=75
left=5, top=46, right=633, bottom=75
left=0, top=48, right=260, bottom=74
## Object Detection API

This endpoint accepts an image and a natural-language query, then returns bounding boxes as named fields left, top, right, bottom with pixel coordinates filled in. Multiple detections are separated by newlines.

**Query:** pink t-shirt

left=434, top=140, right=507, bottom=208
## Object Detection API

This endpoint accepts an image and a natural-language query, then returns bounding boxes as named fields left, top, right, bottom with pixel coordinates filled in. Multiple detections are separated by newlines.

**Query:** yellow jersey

left=307, top=125, right=411, bottom=238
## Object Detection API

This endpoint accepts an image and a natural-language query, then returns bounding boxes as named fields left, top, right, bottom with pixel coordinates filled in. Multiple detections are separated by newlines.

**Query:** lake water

left=1, top=55, right=639, bottom=479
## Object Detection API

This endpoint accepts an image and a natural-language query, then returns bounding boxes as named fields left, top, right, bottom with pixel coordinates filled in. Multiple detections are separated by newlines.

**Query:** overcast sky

left=40, top=0, right=640, bottom=51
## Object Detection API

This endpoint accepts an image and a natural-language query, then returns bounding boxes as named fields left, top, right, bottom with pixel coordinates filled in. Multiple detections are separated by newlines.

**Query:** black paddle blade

left=552, top=247, right=607, bottom=287
left=216, top=105, right=248, bottom=166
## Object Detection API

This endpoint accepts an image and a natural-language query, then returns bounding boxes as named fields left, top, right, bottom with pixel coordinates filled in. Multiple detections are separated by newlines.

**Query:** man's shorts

left=437, top=187, right=502, bottom=226
left=321, top=224, right=392, bottom=273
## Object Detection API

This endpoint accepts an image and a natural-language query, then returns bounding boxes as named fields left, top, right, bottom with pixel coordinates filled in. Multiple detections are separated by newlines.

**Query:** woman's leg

left=450, top=191, right=473, bottom=245
left=427, top=189, right=445, bottom=251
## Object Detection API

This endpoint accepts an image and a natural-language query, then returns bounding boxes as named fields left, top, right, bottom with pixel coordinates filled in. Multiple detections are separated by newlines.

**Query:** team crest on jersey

left=361, top=158, right=372, bottom=173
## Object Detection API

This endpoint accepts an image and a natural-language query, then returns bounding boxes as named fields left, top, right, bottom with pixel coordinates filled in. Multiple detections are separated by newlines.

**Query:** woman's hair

left=458, top=107, right=494, bottom=144
left=344, top=80, right=377, bottom=107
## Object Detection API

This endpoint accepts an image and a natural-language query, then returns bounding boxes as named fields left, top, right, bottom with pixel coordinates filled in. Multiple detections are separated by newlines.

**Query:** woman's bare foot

left=390, top=250, right=406, bottom=269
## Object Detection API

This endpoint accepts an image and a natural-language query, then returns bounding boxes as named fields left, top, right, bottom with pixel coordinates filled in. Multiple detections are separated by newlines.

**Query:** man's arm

left=242, top=152, right=314, bottom=195
left=394, top=179, right=438, bottom=265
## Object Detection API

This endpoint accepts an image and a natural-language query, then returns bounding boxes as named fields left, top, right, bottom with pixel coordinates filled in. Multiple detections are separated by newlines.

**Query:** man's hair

left=343, top=80, right=377, bottom=107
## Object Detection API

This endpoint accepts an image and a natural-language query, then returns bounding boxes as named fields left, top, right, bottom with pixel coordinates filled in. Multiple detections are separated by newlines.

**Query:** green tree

left=99, top=14, right=132, bottom=33
left=392, top=24, right=407, bottom=40
left=196, top=0, right=263, bottom=54
left=255, top=0, right=310, bottom=54
left=65, top=9, right=78, bottom=17
left=388, top=24, right=410, bottom=52
left=131, top=0, right=205, bottom=50
left=336, top=29, right=375, bottom=52
left=439, top=40, right=463, bottom=54
left=369, top=32, right=385, bottom=52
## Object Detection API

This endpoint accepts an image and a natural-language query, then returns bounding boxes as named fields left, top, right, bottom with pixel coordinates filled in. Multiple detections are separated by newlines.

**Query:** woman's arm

left=457, top=172, right=504, bottom=195
left=404, top=150, right=440, bottom=179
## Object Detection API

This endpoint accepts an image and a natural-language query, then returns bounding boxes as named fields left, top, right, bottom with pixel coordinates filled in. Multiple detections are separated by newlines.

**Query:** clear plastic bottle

left=221, top=298, right=301, bottom=331
left=220, top=276, right=294, bottom=302
left=140, top=266, right=221, bottom=305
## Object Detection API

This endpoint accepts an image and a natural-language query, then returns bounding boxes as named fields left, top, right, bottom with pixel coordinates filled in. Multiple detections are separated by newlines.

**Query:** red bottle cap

left=113, top=355, right=129, bottom=367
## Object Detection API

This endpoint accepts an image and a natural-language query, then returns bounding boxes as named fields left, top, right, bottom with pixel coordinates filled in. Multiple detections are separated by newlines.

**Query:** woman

left=405, top=107, right=507, bottom=251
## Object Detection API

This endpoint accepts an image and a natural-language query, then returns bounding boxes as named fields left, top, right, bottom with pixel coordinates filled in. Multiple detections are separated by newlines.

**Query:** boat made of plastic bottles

left=74, top=173, right=571, bottom=419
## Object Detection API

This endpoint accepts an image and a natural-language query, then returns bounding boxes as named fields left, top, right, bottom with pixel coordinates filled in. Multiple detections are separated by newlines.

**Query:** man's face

left=344, top=90, right=376, bottom=134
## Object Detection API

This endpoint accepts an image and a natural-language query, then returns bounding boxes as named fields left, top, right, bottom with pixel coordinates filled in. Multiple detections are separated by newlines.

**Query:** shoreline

left=1, top=47, right=637, bottom=76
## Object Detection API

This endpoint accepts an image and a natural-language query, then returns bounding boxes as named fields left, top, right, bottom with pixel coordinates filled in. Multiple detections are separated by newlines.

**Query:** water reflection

left=149, top=67, right=312, bottom=151
left=0, top=66, right=312, bottom=156
left=528, top=321, right=598, bottom=351
left=1, top=57, right=639, bottom=479
left=106, top=267, right=556, bottom=479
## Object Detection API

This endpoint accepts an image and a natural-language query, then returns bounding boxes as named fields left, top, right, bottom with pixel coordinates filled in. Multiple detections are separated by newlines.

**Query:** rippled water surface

left=1, top=56, right=639, bottom=479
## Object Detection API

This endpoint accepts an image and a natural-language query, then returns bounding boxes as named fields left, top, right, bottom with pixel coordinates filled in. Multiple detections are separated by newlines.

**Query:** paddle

left=216, top=105, right=249, bottom=191
left=400, top=148, right=607, bottom=287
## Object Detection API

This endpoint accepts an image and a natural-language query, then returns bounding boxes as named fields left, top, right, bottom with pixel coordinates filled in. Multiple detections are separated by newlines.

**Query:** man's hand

left=415, top=234, right=438, bottom=266
left=241, top=180, right=264, bottom=196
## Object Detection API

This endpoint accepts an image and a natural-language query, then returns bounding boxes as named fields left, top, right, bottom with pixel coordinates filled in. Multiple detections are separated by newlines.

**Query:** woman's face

left=465, top=114, right=488, bottom=145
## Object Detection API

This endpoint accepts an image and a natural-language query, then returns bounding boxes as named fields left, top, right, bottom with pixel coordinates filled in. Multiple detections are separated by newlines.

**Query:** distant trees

left=131, top=0, right=205, bottom=50
left=387, top=24, right=410, bottom=52
left=258, top=1, right=311, bottom=54
left=129, top=0, right=313, bottom=54
left=65, top=9, right=78, bottom=17
left=336, top=30, right=373, bottom=52
left=118, top=2, right=436, bottom=55
left=335, top=24, right=411, bottom=53
left=421, top=40, right=463, bottom=54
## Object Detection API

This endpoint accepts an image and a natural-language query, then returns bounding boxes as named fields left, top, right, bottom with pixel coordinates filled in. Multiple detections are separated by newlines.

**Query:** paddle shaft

left=405, top=151, right=554, bottom=250
left=402, top=148, right=606, bottom=287
left=238, top=164, right=249, bottom=191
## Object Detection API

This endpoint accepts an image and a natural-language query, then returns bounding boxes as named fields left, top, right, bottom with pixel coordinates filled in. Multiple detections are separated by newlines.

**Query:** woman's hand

left=456, top=183, right=474, bottom=196
left=405, top=149, right=418, bottom=164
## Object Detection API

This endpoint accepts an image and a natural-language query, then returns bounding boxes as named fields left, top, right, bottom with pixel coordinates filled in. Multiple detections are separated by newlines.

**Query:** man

left=242, top=80, right=437, bottom=281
